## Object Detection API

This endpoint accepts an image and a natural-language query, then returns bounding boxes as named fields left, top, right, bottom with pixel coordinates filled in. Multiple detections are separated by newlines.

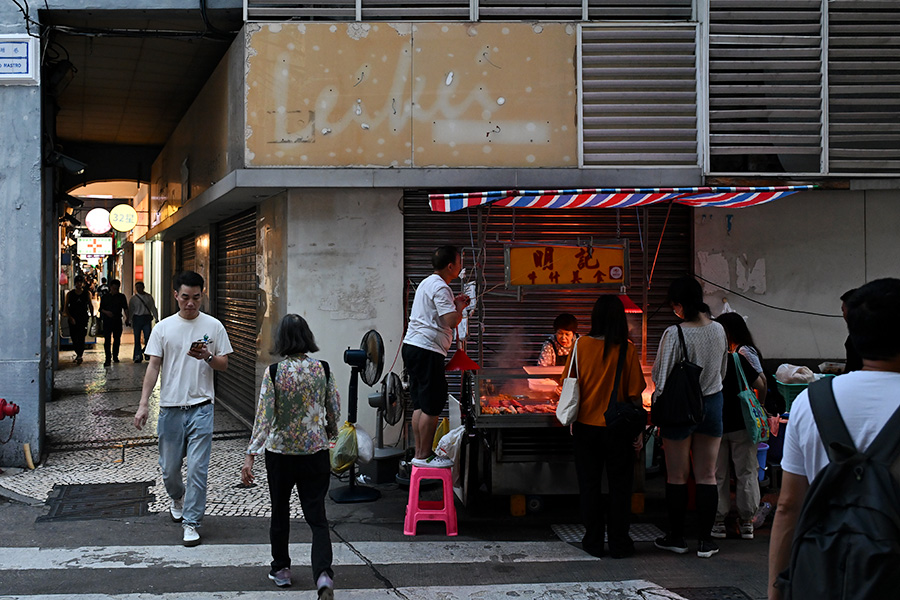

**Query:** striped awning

left=428, top=186, right=816, bottom=212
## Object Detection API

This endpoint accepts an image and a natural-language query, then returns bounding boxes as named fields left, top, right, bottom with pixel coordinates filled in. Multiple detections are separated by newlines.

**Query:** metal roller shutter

left=176, top=235, right=196, bottom=276
left=402, top=191, right=691, bottom=369
left=214, top=209, right=260, bottom=423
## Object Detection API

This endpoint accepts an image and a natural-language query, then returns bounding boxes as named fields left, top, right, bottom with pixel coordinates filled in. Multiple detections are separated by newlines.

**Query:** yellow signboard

left=505, top=241, right=628, bottom=288
left=110, top=204, right=138, bottom=233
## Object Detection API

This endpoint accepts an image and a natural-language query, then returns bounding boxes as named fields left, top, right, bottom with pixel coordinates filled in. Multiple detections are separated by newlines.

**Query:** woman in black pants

left=562, top=296, right=646, bottom=558
left=241, top=314, right=340, bottom=599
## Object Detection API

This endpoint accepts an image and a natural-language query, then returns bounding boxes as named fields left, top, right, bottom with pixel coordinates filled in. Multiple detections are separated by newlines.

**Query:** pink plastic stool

left=403, top=465, right=458, bottom=536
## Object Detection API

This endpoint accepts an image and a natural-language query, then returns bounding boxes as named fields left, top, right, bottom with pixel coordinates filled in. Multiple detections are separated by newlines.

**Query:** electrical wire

left=694, top=273, right=842, bottom=318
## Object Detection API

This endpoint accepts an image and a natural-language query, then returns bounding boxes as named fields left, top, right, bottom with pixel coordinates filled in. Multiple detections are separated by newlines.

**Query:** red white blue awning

left=428, top=186, right=816, bottom=212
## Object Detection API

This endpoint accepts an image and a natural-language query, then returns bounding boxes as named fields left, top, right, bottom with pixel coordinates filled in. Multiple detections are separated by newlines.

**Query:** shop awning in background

left=428, top=185, right=816, bottom=212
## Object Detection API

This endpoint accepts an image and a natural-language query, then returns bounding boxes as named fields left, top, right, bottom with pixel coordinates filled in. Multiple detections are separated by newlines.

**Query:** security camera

left=49, top=151, right=87, bottom=175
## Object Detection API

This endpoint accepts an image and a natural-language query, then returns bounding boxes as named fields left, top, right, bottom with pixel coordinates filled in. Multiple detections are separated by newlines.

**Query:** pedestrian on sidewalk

left=133, top=270, right=233, bottom=548
left=712, top=312, right=767, bottom=541
left=564, top=296, right=646, bottom=559
left=128, top=281, right=159, bottom=363
left=652, top=276, right=728, bottom=558
left=64, top=275, right=93, bottom=364
left=241, top=314, right=339, bottom=598
left=99, top=278, right=129, bottom=366
left=402, top=245, right=470, bottom=468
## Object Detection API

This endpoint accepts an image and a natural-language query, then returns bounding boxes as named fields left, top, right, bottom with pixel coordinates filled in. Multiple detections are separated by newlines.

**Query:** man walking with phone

left=134, top=271, right=233, bottom=547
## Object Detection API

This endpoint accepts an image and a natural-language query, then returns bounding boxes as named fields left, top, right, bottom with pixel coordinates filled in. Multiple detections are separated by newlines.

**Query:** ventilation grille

left=828, top=0, right=900, bottom=174
left=707, top=0, right=823, bottom=174
left=581, top=26, right=698, bottom=167
left=247, top=0, right=694, bottom=22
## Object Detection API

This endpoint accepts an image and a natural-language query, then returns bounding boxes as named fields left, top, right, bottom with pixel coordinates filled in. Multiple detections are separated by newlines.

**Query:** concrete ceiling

left=43, top=9, right=243, bottom=149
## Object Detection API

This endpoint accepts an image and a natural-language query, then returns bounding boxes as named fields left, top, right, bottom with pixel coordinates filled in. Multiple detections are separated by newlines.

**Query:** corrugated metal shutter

left=246, top=0, right=693, bottom=21
left=214, top=209, right=260, bottom=423
left=176, top=235, right=196, bottom=276
left=581, top=25, right=698, bottom=167
left=402, top=191, right=691, bottom=369
left=707, top=0, right=823, bottom=174
left=828, top=0, right=900, bottom=174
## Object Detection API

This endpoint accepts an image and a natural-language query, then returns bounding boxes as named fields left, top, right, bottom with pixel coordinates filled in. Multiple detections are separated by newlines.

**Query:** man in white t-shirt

left=768, top=278, right=900, bottom=599
left=134, top=271, right=233, bottom=547
left=402, top=246, right=469, bottom=468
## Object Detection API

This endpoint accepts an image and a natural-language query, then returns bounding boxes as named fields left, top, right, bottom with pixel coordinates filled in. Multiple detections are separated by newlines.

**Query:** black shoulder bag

left=650, top=324, right=704, bottom=428
left=603, top=344, right=648, bottom=437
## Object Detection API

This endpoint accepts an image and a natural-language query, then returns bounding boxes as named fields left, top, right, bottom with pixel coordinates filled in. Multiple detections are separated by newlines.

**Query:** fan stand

left=330, top=363, right=381, bottom=503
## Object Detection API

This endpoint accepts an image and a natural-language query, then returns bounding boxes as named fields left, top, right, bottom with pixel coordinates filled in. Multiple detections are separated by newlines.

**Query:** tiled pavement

left=0, top=340, right=301, bottom=518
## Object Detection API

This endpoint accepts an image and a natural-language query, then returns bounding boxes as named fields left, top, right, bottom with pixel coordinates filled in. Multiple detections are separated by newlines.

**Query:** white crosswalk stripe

left=0, top=581, right=686, bottom=599
left=0, top=540, right=601, bottom=570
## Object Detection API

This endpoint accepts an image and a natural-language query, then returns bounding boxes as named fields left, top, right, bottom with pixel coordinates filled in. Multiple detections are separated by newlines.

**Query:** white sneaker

left=710, top=522, right=727, bottom=539
left=411, top=454, right=453, bottom=468
left=740, top=521, right=754, bottom=540
left=170, top=497, right=184, bottom=522
left=182, top=524, right=201, bottom=547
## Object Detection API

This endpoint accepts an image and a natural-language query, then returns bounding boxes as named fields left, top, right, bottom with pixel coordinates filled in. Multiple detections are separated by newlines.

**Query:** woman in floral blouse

left=241, top=314, right=340, bottom=598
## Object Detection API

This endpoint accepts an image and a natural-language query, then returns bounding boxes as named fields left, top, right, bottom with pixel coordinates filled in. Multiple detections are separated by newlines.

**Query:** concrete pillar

left=0, top=21, right=45, bottom=467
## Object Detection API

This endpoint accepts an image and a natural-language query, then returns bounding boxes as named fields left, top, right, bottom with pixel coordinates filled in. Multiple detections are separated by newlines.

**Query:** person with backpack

left=241, top=314, right=340, bottom=598
left=768, top=278, right=900, bottom=600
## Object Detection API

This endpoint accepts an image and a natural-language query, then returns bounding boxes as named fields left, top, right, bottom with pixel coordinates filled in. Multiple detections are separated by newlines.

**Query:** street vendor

left=537, top=313, right=579, bottom=367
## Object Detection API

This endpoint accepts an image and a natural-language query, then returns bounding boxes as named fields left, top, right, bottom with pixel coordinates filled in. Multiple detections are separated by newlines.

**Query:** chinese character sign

left=505, top=241, right=628, bottom=288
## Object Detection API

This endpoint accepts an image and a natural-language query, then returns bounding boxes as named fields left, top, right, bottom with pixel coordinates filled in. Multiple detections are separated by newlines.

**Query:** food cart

left=456, top=240, right=633, bottom=507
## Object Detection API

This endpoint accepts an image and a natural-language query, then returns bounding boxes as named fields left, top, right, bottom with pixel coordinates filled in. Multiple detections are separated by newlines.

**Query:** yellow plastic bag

left=330, top=422, right=358, bottom=474
left=432, top=417, right=449, bottom=451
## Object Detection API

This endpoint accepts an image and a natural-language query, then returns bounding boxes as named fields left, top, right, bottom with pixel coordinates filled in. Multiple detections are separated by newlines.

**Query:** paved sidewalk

left=1, top=341, right=288, bottom=518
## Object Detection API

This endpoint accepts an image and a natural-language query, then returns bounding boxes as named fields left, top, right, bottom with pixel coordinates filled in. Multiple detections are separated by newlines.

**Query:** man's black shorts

left=402, top=343, right=447, bottom=416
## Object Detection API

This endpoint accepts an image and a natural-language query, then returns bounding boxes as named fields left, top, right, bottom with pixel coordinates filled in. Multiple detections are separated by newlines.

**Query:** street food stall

left=410, top=185, right=814, bottom=507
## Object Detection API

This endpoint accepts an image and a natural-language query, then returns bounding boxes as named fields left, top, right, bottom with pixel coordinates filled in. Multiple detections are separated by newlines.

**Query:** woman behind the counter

left=563, top=296, right=646, bottom=559
left=537, top=313, right=579, bottom=366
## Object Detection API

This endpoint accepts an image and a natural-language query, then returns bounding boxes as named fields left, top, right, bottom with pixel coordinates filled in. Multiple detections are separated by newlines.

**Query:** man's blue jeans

left=157, top=402, right=214, bottom=528
left=132, top=314, right=153, bottom=361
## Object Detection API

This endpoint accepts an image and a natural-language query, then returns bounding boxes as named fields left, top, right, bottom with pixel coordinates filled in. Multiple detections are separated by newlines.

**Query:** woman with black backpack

left=652, top=276, right=728, bottom=558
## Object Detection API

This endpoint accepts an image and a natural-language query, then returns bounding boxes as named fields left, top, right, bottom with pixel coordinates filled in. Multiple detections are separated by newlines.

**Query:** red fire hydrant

left=0, top=398, right=19, bottom=420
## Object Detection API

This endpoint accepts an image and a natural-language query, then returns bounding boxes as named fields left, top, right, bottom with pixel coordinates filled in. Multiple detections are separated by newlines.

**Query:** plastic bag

left=435, top=425, right=465, bottom=461
left=776, top=364, right=815, bottom=384
left=330, top=422, right=358, bottom=474
left=356, top=425, right=373, bottom=464
left=435, top=425, right=466, bottom=485
left=432, top=417, right=449, bottom=450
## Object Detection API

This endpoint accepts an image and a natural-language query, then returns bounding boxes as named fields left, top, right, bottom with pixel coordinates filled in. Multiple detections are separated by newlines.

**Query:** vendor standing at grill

left=537, top=313, right=579, bottom=367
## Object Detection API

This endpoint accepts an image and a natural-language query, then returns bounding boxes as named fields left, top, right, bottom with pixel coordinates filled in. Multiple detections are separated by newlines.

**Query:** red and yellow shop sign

left=505, top=240, right=628, bottom=288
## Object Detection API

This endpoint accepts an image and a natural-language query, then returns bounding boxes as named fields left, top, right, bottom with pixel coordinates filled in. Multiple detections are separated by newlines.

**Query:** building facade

left=0, top=0, right=897, bottom=466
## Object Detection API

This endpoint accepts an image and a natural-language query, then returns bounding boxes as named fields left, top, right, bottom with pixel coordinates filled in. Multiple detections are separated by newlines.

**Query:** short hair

left=553, top=313, right=578, bottom=332
left=173, top=271, right=204, bottom=291
left=847, top=278, right=900, bottom=361
left=135, top=281, right=145, bottom=290
left=272, top=314, right=319, bottom=356
left=109, top=278, right=120, bottom=288
left=840, top=288, right=857, bottom=303
left=74, top=275, right=85, bottom=285
left=666, top=275, right=710, bottom=321
left=432, top=246, right=459, bottom=270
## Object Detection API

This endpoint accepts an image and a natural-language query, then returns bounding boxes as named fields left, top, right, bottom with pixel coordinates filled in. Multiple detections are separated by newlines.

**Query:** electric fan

left=330, top=330, right=384, bottom=503
left=363, top=372, right=406, bottom=483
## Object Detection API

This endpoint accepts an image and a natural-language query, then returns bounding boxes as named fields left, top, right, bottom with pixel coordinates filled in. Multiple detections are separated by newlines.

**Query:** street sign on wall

left=505, top=240, right=629, bottom=289
left=76, top=237, right=113, bottom=256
